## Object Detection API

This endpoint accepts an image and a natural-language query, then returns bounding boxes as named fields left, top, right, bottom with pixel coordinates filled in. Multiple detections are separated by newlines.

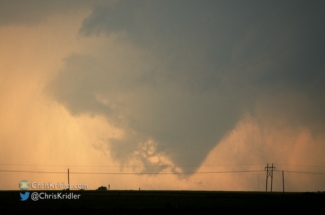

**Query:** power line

left=0, top=163, right=265, bottom=168
left=277, top=170, right=325, bottom=175
left=274, top=164, right=325, bottom=169
left=71, top=170, right=263, bottom=175
left=2, top=168, right=325, bottom=175
left=0, top=170, right=66, bottom=174
left=1, top=167, right=325, bottom=176
left=0, top=169, right=262, bottom=175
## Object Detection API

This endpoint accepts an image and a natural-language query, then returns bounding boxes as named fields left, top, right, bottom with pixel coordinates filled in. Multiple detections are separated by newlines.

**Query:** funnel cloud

left=46, top=0, right=325, bottom=174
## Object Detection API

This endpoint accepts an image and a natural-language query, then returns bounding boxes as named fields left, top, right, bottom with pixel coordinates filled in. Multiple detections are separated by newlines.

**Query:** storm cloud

left=47, top=0, right=325, bottom=173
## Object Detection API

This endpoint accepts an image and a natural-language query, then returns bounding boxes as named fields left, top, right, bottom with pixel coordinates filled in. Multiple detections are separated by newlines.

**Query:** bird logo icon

left=20, top=192, right=30, bottom=201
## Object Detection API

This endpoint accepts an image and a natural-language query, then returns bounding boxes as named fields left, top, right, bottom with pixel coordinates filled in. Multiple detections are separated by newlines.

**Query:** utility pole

left=282, top=170, right=285, bottom=194
left=265, top=163, right=275, bottom=192
left=68, top=168, right=70, bottom=190
left=265, top=164, right=268, bottom=192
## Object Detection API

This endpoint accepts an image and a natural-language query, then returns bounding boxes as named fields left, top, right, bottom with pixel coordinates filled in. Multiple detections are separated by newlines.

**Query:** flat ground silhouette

left=1, top=190, right=324, bottom=213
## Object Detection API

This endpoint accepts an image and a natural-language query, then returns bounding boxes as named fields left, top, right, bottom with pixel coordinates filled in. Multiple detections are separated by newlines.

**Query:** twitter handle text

left=30, top=192, right=81, bottom=201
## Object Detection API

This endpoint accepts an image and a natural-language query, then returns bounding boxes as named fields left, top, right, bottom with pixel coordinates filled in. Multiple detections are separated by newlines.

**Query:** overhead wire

left=0, top=169, right=263, bottom=175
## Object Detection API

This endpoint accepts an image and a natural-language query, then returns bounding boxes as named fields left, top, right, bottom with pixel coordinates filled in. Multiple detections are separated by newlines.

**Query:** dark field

left=1, top=190, right=324, bottom=214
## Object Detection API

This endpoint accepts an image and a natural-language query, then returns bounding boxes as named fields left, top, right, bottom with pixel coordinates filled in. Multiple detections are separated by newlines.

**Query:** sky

left=1, top=0, right=325, bottom=192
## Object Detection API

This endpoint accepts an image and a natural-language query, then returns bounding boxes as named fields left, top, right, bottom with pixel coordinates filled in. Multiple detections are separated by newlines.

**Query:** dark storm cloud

left=0, top=0, right=109, bottom=27
left=48, top=0, right=325, bottom=172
